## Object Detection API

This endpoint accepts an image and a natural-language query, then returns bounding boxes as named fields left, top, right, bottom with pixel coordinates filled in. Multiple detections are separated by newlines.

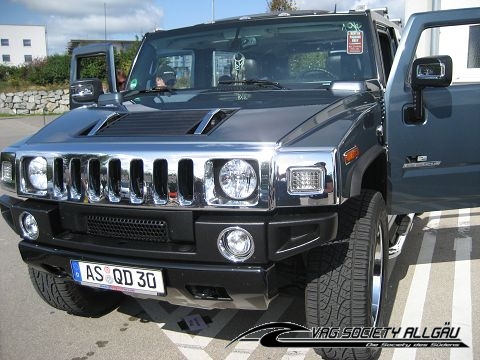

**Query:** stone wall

left=0, top=89, right=69, bottom=115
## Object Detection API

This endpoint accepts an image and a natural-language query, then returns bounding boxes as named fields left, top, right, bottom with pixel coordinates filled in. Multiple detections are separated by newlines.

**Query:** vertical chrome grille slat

left=52, top=157, right=68, bottom=200
left=100, top=158, right=108, bottom=201
left=167, top=162, right=178, bottom=203
left=87, top=159, right=101, bottom=202
left=119, top=159, right=131, bottom=201
left=153, top=159, right=168, bottom=204
left=129, top=159, right=144, bottom=204
left=70, top=158, right=82, bottom=201
left=108, top=159, right=121, bottom=203
left=178, top=159, right=194, bottom=205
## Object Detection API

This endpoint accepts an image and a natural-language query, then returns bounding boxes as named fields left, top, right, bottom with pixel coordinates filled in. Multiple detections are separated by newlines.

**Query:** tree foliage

left=116, top=38, right=141, bottom=74
left=27, top=55, right=71, bottom=85
left=289, top=52, right=328, bottom=76
left=267, top=0, right=296, bottom=12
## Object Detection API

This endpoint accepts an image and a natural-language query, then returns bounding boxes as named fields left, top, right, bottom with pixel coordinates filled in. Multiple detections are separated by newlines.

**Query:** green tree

left=289, top=52, right=328, bottom=77
left=115, top=37, right=141, bottom=74
left=267, top=0, right=296, bottom=12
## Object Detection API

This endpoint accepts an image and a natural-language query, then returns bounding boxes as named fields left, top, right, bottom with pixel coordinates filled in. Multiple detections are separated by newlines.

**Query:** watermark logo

left=227, top=322, right=468, bottom=349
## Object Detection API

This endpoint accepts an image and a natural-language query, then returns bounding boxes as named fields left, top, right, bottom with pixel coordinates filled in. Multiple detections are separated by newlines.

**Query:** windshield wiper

left=123, top=87, right=176, bottom=99
left=218, top=79, right=286, bottom=89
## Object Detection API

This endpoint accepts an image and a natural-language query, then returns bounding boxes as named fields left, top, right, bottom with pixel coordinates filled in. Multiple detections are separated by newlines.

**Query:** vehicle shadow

left=116, top=286, right=307, bottom=343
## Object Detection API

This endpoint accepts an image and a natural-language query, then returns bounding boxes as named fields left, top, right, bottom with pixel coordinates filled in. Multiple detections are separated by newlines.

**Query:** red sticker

left=347, top=31, right=363, bottom=54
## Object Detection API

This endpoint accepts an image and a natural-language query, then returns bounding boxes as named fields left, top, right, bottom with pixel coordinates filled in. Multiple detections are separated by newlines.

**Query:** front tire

left=305, top=190, right=388, bottom=360
left=29, top=267, right=124, bottom=317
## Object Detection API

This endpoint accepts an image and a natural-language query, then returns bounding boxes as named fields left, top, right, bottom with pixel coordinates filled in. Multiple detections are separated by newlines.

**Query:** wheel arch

left=345, top=144, right=387, bottom=200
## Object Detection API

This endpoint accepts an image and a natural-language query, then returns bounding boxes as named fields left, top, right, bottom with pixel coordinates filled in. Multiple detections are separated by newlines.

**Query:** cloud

left=294, top=0, right=405, bottom=21
left=12, top=0, right=164, bottom=54
left=13, top=0, right=150, bottom=17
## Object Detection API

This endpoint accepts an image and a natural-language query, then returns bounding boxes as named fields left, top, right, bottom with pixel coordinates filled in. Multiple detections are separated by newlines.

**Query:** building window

left=467, top=25, right=480, bottom=68
left=1, top=39, right=9, bottom=46
left=23, top=39, right=32, bottom=47
left=2, top=54, right=11, bottom=63
left=24, top=55, right=33, bottom=63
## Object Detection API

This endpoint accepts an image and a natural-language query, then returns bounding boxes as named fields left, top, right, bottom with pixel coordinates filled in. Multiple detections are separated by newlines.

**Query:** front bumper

left=19, top=240, right=275, bottom=310
left=1, top=194, right=338, bottom=310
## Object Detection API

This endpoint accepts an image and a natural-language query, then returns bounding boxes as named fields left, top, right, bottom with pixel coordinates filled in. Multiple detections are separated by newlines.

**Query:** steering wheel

left=300, top=69, right=336, bottom=81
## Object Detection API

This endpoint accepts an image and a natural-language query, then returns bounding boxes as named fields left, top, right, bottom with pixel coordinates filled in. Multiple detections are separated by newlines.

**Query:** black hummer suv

left=1, top=6, right=480, bottom=360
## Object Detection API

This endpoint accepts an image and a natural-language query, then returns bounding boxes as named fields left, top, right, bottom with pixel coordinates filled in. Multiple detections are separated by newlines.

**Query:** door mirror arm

left=410, top=55, right=453, bottom=122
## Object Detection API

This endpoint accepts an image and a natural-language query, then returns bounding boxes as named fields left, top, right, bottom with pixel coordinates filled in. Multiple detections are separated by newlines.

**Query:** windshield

left=126, top=15, right=376, bottom=108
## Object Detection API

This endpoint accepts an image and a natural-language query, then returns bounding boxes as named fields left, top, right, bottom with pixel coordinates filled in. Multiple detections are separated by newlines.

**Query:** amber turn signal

left=343, top=146, right=360, bottom=165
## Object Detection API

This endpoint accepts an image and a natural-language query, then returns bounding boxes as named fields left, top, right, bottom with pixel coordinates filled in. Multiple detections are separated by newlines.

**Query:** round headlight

left=28, top=157, right=47, bottom=190
left=219, top=159, right=257, bottom=200
left=217, top=227, right=254, bottom=262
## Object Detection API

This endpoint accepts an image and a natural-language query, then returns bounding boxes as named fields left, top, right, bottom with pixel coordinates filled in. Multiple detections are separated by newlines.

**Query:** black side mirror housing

left=69, top=78, right=104, bottom=109
left=411, top=55, right=452, bottom=90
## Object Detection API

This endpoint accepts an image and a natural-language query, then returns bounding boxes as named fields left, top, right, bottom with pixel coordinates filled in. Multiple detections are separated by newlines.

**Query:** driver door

left=69, top=43, right=116, bottom=109
left=386, top=7, right=480, bottom=214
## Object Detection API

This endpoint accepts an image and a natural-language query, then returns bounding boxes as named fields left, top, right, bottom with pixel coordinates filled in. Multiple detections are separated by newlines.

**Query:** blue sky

left=0, top=0, right=404, bottom=55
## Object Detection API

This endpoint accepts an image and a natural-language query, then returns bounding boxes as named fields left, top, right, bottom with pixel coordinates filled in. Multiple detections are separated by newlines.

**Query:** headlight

left=27, top=157, right=47, bottom=191
left=219, top=159, right=257, bottom=200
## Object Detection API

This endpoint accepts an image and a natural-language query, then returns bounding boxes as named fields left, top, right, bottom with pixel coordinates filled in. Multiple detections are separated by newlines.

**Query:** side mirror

left=412, top=55, right=452, bottom=89
left=410, top=55, right=452, bottom=122
left=69, top=78, right=103, bottom=109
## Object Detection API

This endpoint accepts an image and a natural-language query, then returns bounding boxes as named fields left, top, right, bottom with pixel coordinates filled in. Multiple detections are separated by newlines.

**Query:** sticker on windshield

left=347, top=31, right=363, bottom=54
left=129, top=78, right=138, bottom=90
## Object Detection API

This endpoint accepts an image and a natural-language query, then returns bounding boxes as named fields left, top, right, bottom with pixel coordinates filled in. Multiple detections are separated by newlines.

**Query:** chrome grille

left=17, top=148, right=275, bottom=209
left=86, top=215, right=169, bottom=242
left=48, top=155, right=196, bottom=207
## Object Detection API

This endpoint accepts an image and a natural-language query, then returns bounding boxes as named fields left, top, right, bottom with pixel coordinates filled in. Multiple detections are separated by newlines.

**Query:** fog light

left=217, top=227, right=254, bottom=262
left=19, top=212, right=39, bottom=240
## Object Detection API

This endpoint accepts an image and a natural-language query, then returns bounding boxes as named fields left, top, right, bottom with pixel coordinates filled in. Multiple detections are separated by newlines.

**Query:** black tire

left=29, top=266, right=124, bottom=317
left=305, top=190, right=388, bottom=360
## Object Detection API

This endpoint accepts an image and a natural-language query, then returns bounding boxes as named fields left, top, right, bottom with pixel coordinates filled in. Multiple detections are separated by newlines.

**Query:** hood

left=25, top=90, right=374, bottom=146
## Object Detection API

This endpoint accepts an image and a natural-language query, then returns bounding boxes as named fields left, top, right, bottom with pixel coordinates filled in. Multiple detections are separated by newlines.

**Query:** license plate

left=70, top=260, right=165, bottom=296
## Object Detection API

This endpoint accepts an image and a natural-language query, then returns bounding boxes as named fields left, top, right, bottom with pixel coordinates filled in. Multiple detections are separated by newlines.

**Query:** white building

left=0, top=25, right=47, bottom=66
left=405, top=0, right=480, bottom=82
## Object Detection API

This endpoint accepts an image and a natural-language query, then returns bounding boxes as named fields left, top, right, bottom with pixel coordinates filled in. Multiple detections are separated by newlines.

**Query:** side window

left=77, top=55, right=110, bottom=92
left=213, top=51, right=236, bottom=85
left=377, top=28, right=396, bottom=80
left=416, top=23, right=480, bottom=83
left=155, top=54, right=193, bottom=89
left=467, top=25, right=480, bottom=68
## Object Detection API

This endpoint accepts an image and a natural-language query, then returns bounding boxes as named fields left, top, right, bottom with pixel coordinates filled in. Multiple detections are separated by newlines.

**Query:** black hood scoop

left=91, top=109, right=233, bottom=137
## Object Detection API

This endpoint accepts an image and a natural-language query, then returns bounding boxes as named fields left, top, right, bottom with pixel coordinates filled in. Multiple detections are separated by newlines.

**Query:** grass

left=0, top=81, right=67, bottom=93
left=0, top=112, right=60, bottom=118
